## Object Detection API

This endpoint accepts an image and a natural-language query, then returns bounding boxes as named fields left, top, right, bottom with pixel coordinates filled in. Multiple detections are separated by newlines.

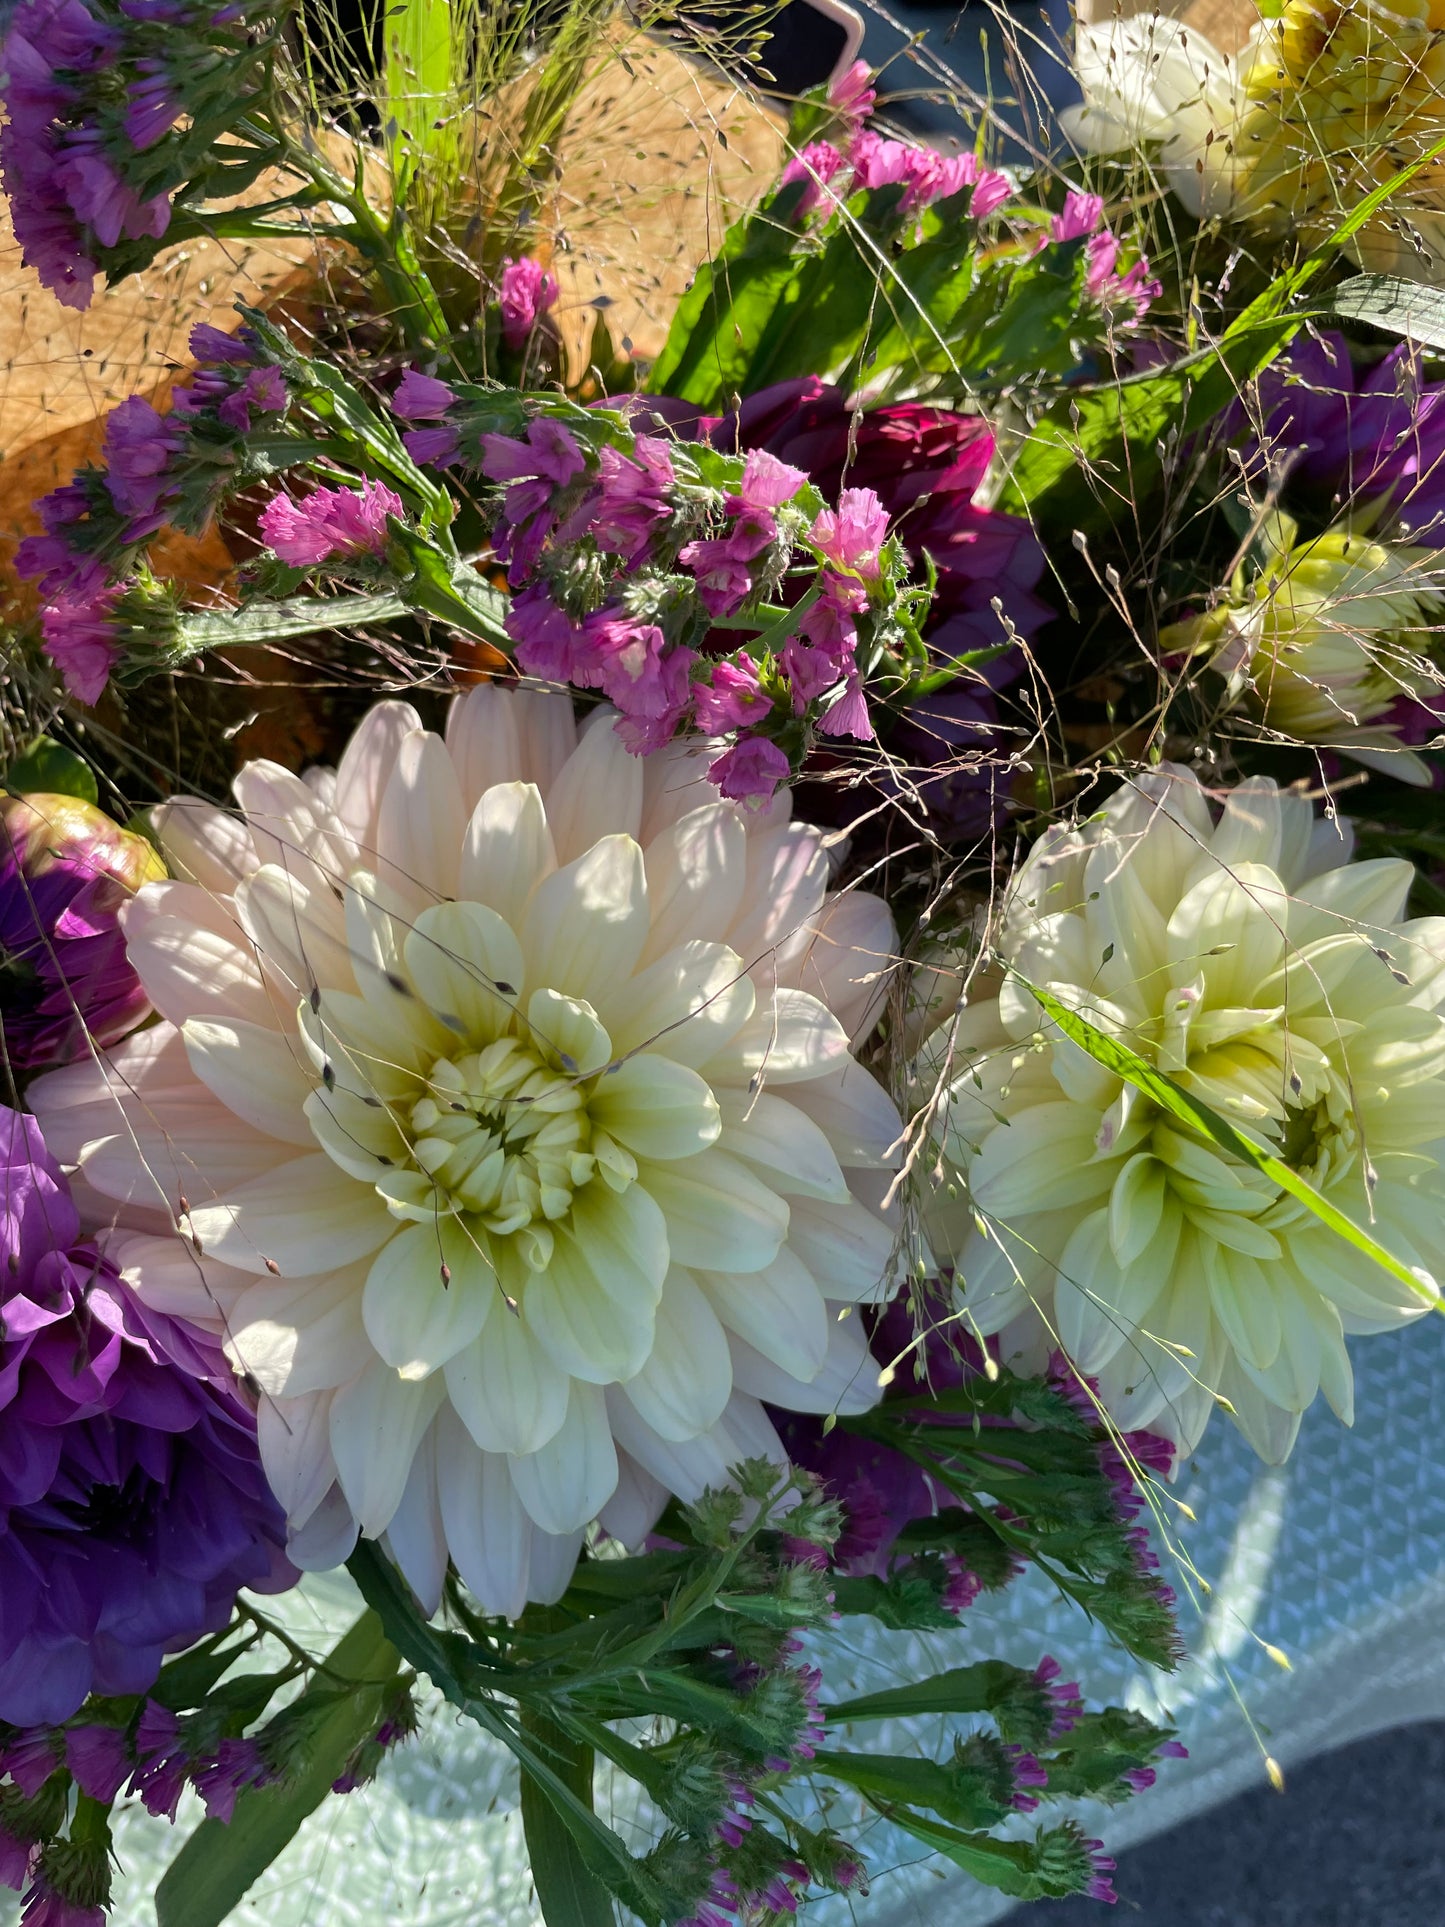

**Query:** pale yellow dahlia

left=1166, top=520, right=1445, bottom=785
left=918, top=766, right=1445, bottom=1462
left=30, top=687, right=903, bottom=1614
left=1066, top=1, right=1445, bottom=279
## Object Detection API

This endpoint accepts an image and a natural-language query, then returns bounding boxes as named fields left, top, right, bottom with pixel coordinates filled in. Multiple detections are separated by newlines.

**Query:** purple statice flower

left=214, top=363, right=288, bottom=434
left=1, top=1731, right=61, bottom=1796
left=709, top=735, right=791, bottom=805
left=940, top=1554, right=982, bottom=1617
left=588, top=621, right=697, bottom=755
left=692, top=653, right=771, bottom=733
left=497, top=255, right=558, bottom=353
left=123, top=60, right=180, bottom=148
left=1232, top=329, right=1445, bottom=545
left=127, top=1704, right=188, bottom=1820
left=1005, top=1746, right=1049, bottom=1812
left=480, top=418, right=585, bottom=576
left=403, top=426, right=462, bottom=467
left=677, top=1866, right=741, bottom=1927
left=587, top=435, right=675, bottom=562
left=102, top=396, right=185, bottom=521
left=0, top=1827, right=33, bottom=1892
left=189, top=321, right=258, bottom=365
left=258, top=478, right=403, bottom=568
left=391, top=369, right=456, bottom=421
left=1079, top=229, right=1161, bottom=321
left=19, top=1874, right=105, bottom=1926
left=62, top=1727, right=130, bottom=1803
left=37, top=577, right=124, bottom=705
left=780, top=139, right=845, bottom=219
left=191, top=1737, right=271, bottom=1822
left=0, top=792, right=161, bottom=1070
left=1034, top=1657, right=1083, bottom=1740
left=0, top=1107, right=295, bottom=1727
left=13, top=484, right=99, bottom=600
left=1082, top=1838, right=1118, bottom=1905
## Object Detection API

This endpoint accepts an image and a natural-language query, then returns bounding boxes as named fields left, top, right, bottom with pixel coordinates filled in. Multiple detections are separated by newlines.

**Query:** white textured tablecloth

left=10, top=1309, right=1444, bottom=1927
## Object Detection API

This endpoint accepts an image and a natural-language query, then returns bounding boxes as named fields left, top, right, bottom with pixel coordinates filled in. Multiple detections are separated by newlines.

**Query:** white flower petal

left=334, top=699, right=424, bottom=850
left=544, top=711, right=644, bottom=864
left=183, top=1017, right=317, bottom=1144
left=589, top=1056, right=721, bottom=1161
left=522, top=1230, right=655, bottom=1383
left=717, top=1091, right=848, bottom=1201
left=123, top=886, right=278, bottom=1030
left=152, top=797, right=258, bottom=890
left=458, top=782, right=557, bottom=930
left=508, top=1380, right=618, bottom=1534
left=727, top=1311, right=881, bottom=1414
left=258, top=1388, right=340, bottom=1528
left=186, top=1154, right=397, bottom=1275
left=784, top=1061, right=902, bottom=1166
left=404, top=901, right=527, bottom=1046
left=376, top=728, right=466, bottom=909
left=445, top=685, right=525, bottom=807
left=641, top=1148, right=789, bottom=1272
left=776, top=888, right=896, bottom=1045
left=229, top=1266, right=374, bottom=1395
left=784, top=1193, right=897, bottom=1302
left=383, top=1425, right=448, bottom=1614
left=329, top=1360, right=446, bottom=1535
left=363, top=1219, right=496, bottom=1379
left=697, top=1245, right=829, bottom=1381
left=619, top=1267, right=731, bottom=1441
left=640, top=803, right=748, bottom=965
left=521, top=834, right=649, bottom=1010
left=596, top=1451, right=670, bottom=1547
left=606, top=942, right=755, bottom=1067
left=444, top=1304, right=571, bottom=1455
left=699, top=987, right=852, bottom=1088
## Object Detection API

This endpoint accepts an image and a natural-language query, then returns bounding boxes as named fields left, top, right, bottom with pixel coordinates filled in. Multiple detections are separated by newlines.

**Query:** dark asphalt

left=999, top=1722, right=1445, bottom=1926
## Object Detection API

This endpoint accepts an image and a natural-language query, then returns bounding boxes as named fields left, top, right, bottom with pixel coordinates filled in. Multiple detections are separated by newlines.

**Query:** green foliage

left=3, top=736, right=98, bottom=805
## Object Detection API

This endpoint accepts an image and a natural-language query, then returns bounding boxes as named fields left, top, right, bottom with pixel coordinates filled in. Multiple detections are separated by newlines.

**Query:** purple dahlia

left=0, top=794, right=162, bottom=1075
left=0, top=1105, right=294, bottom=1726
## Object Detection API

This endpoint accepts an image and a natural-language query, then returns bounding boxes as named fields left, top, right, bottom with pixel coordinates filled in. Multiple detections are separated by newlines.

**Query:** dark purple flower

left=0, top=1108, right=295, bottom=1727
left=191, top=1736, right=271, bottom=1822
left=391, top=369, right=456, bottom=421
left=189, top=322, right=257, bottom=365
left=402, top=426, right=461, bottom=467
left=0, top=793, right=162, bottom=1072
left=62, top=1725, right=130, bottom=1802
left=102, top=396, right=185, bottom=521
left=1233, top=329, right=1445, bottom=545
left=0, top=1825, right=33, bottom=1892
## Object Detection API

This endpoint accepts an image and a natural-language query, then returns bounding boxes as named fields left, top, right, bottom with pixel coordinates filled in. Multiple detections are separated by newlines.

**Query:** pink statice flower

left=39, top=577, right=124, bottom=704
left=588, top=435, right=675, bottom=561
left=828, top=58, right=876, bottom=126
left=816, top=666, right=873, bottom=741
left=809, top=486, right=889, bottom=578
left=481, top=417, right=585, bottom=575
left=709, top=734, right=791, bottom=804
left=1052, top=188, right=1106, bottom=241
left=498, top=255, right=558, bottom=352
left=780, top=139, right=845, bottom=219
left=730, top=446, right=808, bottom=513
left=258, top=478, right=403, bottom=568
left=1082, top=230, right=1162, bottom=321
left=848, top=134, right=1010, bottom=217
left=692, top=652, right=771, bottom=732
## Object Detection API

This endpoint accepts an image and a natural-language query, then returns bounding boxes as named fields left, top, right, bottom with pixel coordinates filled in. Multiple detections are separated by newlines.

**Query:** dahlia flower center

left=403, top=1031, right=628, bottom=1238
left=56, top=1463, right=161, bottom=1546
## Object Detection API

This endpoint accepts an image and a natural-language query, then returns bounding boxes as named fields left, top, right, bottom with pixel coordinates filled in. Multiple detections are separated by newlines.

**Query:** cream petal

left=595, top=1451, right=670, bottom=1547
left=727, top=1311, right=881, bottom=1414
left=697, top=1246, right=829, bottom=1381
left=445, top=684, right=526, bottom=807
left=152, top=796, right=258, bottom=890
left=527, top=988, right=612, bottom=1077
left=1210, top=777, right=1284, bottom=873
left=1206, top=1248, right=1283, bottom=1372
left=639, top=741, right=726, bottom=843
left=286, top=1482, right=360, bottom=1570
left=639, top=804, right=748, bottom=966
left=589, top=1056, right=721, bottom=1161
left=123, top=890, right=279, bottom=1031
left=699, top=988, right=852, bottom=1089
left=717, top=1091, right=848, bottom=1202
left=511, top=686, right=580, bottom=792
left=566, top=1181, right=670, bottom=1310
left=404, top=900, right=527, bottom=1045
left=28, top=1024, right=181, bottom=1164
left=334, top=699, right=425, bottom=851
left=521, top=834, right=649, bottom=1010
left=776, top=888, right=897, bottom=1046
left=237, top=862, right=356, bottom=1001
left=725, top=824, right=830, bottom=968
left=183, top=1017, right=316, bottom=1145
left=619, top=1267, right=731, bottom=1441
left=444, top=1304, right=571, bottom=1455
left=111, top=1232, right=250, bottom=1331
left=329, top=1361, right=446, bottom=1535
left=228, top=1266, right=374, bottom=1395
left=522, top=1230, right=655, bottom=1383
left=233, top=760, right=354, bottom=877
left=606, top=942, right=755, bottom=1068
left=969, top=1104, right=1116, bottom=1219
left=779, top=1192, right=896, bottom=1302
left=185, top=1154, right=396, bottom=1275
left=641, top=1148, right=788, bottom=1272
left=362, top=1219, right=496, bottom=1379
left=783, top=1061, right=902, bottom=1167
left=1165, top=862, right=1287, bottom=1010
left=544, top=712, right=644, bottom=865
left=383, top=1426, right=448, bottom=1615
left=458, top=782, right=557, bottom=930
left=257, top=1387, right=340, bottom=1527
left=433, top=1406, right=531, bottom=1617
left=507, top=1380, right=618, bottom=1534
left=303, top=1084, right=409, bottom=1185
left=526, top=1522, right=587, bottom=1605
left=1217, top=1360, right=1304, bottom=1463
left=375, top=729, right=466, bottom=909
left=603, top=1387, right=732, bottom=1501
left=82, top=1108, right=293, bottom=1222
left=1290, top=857, right=1415, bottom=944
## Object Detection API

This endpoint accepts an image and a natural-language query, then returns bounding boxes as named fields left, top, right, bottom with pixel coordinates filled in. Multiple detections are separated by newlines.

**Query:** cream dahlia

left=918, top=766, right=1445, bottom=1462
left=29, top=686, right=903, bottom=1615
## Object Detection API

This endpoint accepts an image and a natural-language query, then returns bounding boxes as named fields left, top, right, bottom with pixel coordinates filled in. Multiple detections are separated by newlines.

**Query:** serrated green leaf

left=4, top=736, right=98, bottom=804
left=1020, top=975, right=1439, bottom=1308
left=155, top=1611, right=401, bottom=1927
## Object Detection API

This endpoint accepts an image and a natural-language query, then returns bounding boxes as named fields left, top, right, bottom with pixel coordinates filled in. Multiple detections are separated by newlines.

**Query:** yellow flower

left=1165, top=518, right=1445, bottom=783
left=917, top=767, right=1445, bottom=1462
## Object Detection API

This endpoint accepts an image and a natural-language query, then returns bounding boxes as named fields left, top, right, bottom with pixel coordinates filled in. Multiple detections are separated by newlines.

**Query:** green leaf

left=4, top=736, right=98, bottom=804
left=825, top=1659, right=1026, bottom=1726
left=155, top=1611, right=401, bottom=1927
left=384, top=0, right=454, bottom=177
left=519, top=1706, right=617, bottom=1927
left=165, top=593, right=411, bottom=660
left=1328, top=274, right=1445, bottom=351
left=869, top=1805, right=1043, bottom=1899
left=812, top=1749, right=1011, bottom=1831
left=1019, top=975, right=1439, bottom=1308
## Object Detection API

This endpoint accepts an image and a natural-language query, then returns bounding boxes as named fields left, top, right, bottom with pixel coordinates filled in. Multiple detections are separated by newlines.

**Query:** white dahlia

left=30, top=686, right=903, bottom=1614
left=918, top=766, right=1445, bottom=1462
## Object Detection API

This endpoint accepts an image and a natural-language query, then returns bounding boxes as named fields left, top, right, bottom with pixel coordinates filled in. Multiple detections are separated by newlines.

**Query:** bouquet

left=0, top=0, right=1442, bottom=1919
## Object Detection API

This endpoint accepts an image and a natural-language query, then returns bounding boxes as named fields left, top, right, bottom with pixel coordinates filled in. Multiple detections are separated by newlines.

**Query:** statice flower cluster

left=14, top=323, right=289, bottom=702
left=0, top=0, right=277, bottom=309
left=408, top=401, right=920, bottom=802
left=1045, top=188, right=1163, bottom=323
